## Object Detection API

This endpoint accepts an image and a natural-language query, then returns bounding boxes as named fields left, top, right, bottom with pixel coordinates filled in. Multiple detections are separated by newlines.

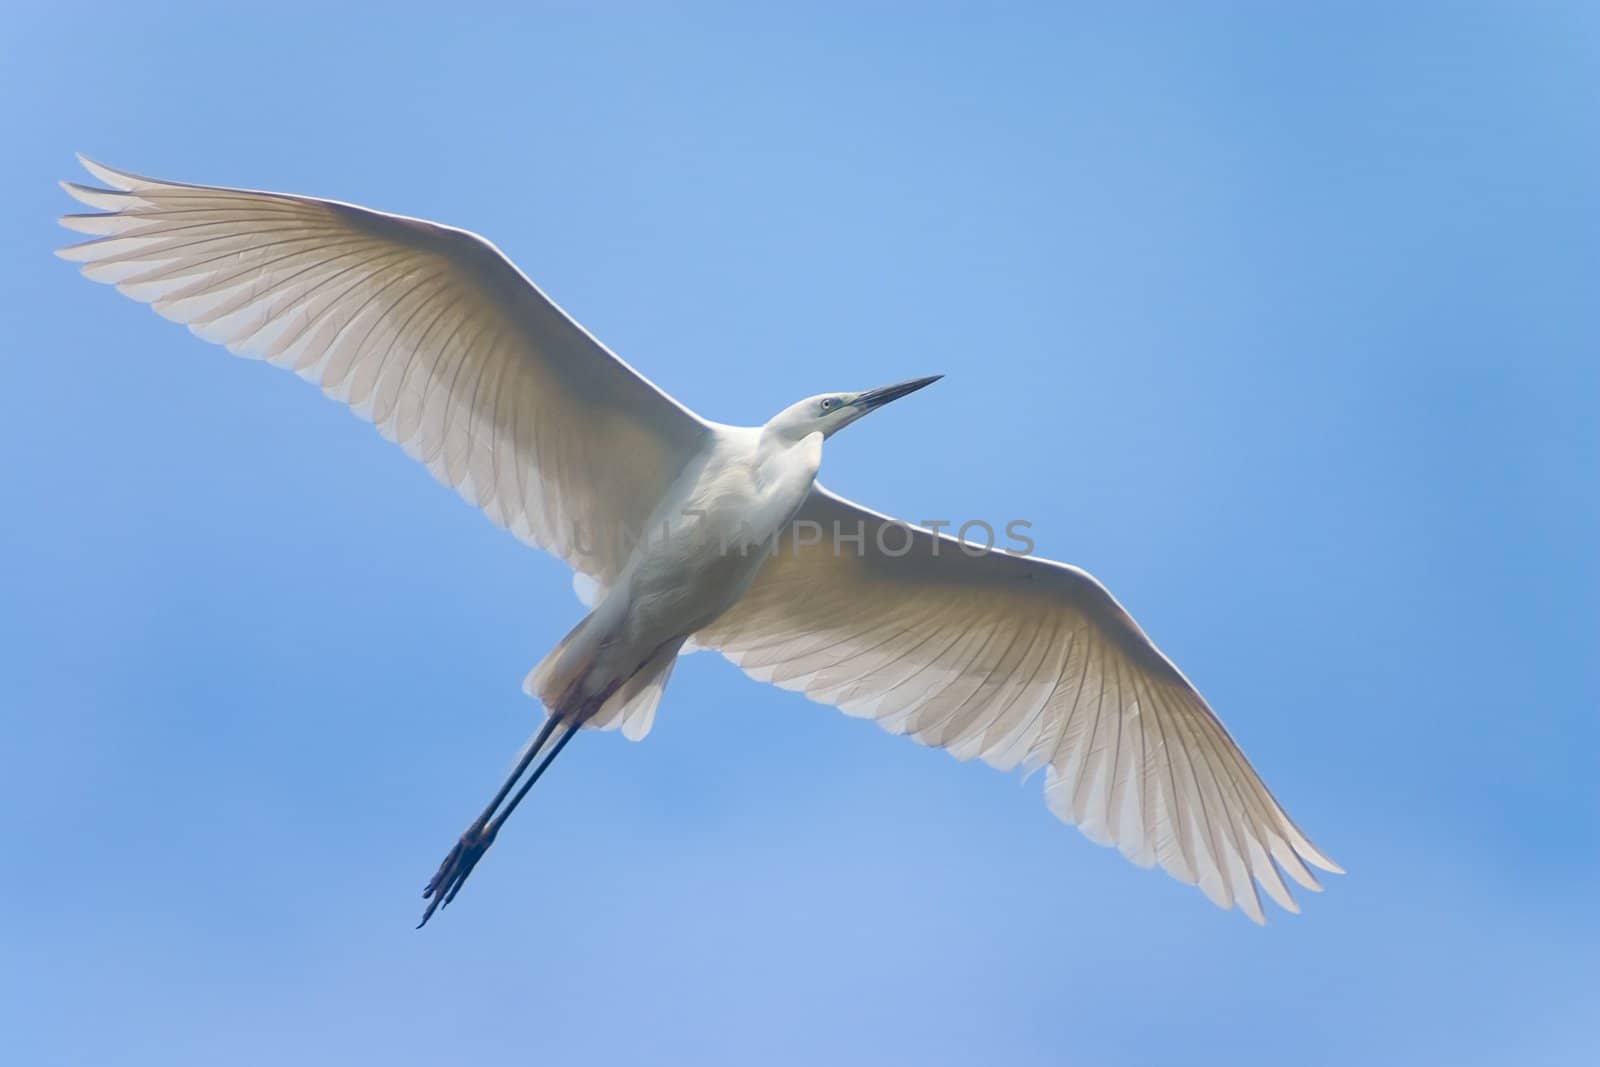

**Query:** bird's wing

left=693, top=485, right=1341, bottom=922
left=57, top=157, right=710, bottom=584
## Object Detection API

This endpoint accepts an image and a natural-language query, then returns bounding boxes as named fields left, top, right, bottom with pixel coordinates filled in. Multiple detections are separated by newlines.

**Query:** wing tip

left=59, top=179, right=136, bottom=212
left=76, top=153, right=136, bottom=190
left=1306, top=851, right=1345, bottom=876
left=1289, top=833, right=1344, bottom=877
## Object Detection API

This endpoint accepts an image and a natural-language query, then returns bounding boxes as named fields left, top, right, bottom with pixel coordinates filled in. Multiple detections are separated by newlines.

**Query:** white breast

left=609, top=428, right=823, bottom=646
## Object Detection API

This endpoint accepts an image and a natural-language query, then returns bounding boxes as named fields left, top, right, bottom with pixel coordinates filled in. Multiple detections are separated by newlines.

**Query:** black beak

left=853, top=375, right=943, bottom=412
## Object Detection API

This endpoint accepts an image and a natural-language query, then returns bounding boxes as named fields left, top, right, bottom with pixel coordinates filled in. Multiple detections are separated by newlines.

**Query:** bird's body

left=57, top=157, right=1340, bottom=927
left=528, top=417, right=823, bottom=739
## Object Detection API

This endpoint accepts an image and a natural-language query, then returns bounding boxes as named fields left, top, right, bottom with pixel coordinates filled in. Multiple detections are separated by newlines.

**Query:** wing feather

left=695, top=485, right=1340, bottom=921
left=58, top=157, right=709, bottom=583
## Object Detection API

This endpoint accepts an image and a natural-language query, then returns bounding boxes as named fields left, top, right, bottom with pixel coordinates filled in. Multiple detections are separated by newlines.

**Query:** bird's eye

left=821, top=398, right=836, bottom=412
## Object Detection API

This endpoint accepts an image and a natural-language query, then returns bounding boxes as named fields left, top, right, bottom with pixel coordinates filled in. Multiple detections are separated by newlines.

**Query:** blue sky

left=2, top=3, right=1596, bottom=1064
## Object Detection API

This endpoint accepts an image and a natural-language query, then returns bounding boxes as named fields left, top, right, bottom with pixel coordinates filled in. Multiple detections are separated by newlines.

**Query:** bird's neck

left=751, top=426, right=824, bottom=496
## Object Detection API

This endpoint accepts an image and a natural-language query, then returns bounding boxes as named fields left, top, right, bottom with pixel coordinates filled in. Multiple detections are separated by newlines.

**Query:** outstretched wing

left=694, top=485, right=1341, bottom=922
left=57, top=157, right=709, bottom=584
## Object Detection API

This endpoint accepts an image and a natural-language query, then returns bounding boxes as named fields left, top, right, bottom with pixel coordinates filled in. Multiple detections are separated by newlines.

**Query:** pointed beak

left=852, top=375, right=943, bottom=413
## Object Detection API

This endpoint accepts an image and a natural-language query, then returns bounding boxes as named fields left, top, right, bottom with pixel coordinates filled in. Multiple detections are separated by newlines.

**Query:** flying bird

left=57, top=157, right=1340, bottom=927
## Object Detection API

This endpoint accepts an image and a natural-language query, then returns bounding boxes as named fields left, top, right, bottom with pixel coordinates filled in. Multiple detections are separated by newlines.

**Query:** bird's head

left=765, top=375, right=943, bottom=441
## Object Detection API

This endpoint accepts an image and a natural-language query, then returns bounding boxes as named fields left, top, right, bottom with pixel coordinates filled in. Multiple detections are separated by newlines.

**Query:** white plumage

left=58, top=157, right=1339, bottom=926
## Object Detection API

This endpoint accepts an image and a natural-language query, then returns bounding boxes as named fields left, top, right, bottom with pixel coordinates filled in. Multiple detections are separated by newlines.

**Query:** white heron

left=57, top=157, right=1340, bottom=927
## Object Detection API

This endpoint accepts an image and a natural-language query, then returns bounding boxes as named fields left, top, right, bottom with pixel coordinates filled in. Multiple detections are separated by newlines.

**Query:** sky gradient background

left=2, top=4, right=1596, bottom=1065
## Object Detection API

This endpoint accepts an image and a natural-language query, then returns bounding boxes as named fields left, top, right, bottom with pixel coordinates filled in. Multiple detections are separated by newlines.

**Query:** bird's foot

left=417, top=820, right=497, bottom=928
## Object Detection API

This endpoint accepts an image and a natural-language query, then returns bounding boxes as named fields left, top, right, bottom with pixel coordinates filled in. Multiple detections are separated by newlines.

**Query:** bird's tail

left=523, top=616, right=591, bottom=709
left=582, top=642, right=679, bottom=740
left=523, top=619, right=682, bottom=741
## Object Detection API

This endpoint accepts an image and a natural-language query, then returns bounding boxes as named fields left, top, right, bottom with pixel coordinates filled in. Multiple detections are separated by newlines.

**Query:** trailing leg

left=416, top=714, right=581, bottom=927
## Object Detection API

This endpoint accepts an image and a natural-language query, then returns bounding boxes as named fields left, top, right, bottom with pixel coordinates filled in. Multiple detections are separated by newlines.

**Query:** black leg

left=417, top=716, right=579, bottom=928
